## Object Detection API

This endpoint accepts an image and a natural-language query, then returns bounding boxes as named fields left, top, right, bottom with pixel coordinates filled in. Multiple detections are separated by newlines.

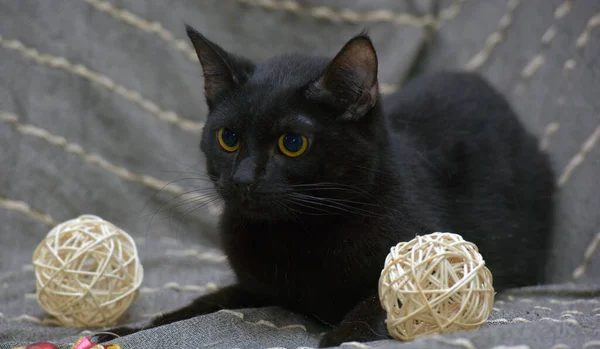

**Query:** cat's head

left=186, top=25, right=388, bottom=220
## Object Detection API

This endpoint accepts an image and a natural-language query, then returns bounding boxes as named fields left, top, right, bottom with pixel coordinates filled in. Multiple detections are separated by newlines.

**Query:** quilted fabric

left=1, top=1, right=599, bottom=348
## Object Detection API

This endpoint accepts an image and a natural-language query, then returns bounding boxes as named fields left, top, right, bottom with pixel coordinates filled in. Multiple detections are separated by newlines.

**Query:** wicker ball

left=32, top=215, right=143, bottom=327
left=378, top=232, right=495, bottom=341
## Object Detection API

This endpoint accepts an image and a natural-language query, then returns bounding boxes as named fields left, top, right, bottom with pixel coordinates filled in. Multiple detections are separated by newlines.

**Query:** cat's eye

left=218, top=127, right=239, bottom=152
left=278, top=133, right=308, bottom=157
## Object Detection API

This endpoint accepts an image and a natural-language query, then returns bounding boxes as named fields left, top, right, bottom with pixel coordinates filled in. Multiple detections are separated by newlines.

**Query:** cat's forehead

left=217, top=55, right=327, bottom=125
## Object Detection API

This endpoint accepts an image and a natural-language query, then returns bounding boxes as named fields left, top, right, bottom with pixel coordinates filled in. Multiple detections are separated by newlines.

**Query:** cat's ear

left=307, top=34, right=379, bottom=121
left=185, top=25, right=255, bottom=109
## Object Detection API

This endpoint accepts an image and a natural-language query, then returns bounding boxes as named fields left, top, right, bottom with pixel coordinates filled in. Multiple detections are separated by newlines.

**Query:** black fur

left=100, top=26, right=555, bottom=347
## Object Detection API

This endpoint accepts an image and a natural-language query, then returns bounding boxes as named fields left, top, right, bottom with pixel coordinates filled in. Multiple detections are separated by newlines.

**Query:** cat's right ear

left=185, top=25, right=255, bottom=109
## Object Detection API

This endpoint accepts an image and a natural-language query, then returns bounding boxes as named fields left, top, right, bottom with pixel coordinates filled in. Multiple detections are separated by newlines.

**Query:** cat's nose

left=232, top=170, right=257, bottom=198
left=232, top=157, right=258, bottom=191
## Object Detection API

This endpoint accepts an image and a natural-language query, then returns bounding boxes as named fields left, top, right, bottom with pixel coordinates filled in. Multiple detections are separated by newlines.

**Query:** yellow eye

left=218, top=128, right=239, bottom=152
left=278, top=133, right=308, bottom=157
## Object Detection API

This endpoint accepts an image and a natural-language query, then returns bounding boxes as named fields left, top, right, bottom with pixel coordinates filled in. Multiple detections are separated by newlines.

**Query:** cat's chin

left=227, top=201, right=281, bottom=221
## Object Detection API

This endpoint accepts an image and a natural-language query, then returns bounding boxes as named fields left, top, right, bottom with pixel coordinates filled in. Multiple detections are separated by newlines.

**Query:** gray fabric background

left=1, top=0, right=599, bottom=348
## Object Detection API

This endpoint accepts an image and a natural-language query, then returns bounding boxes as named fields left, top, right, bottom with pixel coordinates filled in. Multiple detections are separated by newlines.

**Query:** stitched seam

left=539, top=122, right=560, bottom=150
left=0, top=312, right=62, bottom=326
left=544, top=10, right=600, bottom=149
left=238, top=0, right=465, bottom=27
left=340, top=342, right=371, bottom=349
left=21, top=282, right=219, bottom=298
left=431, top=337, right=476, bottom=349
left=140, top=309, right=311, bottom=334
left=516, top=0, right=572, bottom=85
left=81, top=0, right=400, bottom=95
left=464, top=0, right=521, bottom=71
left=0, top=36, right=204, bottom=133
left=572, top=230, right=600, bottom=279
left=557, top=124, right=600, bottom=187
left=487, top=317, right=581, bottom=326
left=1, top=111, right=220, bottom=214
left=165, top=248, right=227, bottom=262
left=81, top=0, right=198, bottom=62
left=219, top=309, right=309, bottom=332
left=379, top=83, right=397, bottom=95
left=495, top=298, right=600, bottom=304
left=0, top=197, right=58, bottom=226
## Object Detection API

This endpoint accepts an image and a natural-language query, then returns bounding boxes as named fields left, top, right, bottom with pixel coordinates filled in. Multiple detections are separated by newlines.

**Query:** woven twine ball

left=378, top=232, right=495, bottom=341
left=32, top=215, right=143, bottom=327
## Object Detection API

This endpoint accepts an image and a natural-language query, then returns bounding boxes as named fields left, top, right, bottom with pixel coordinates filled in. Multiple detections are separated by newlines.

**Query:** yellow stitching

left=81, top=0, right=400, bottom=95
left=539, top=8, right=598, bottom=149
left=139, top=282, right=218, bottom=293
left=340, top=342, right=371, bottom=349
left=499, top=297, right=600, bottom=305
left=575, top=11, right=600, bottom=50
left=464, top=0, right=520, bottom=71
left=1, top=111, right=220, bottom=214
left=558, top=124, right=600, bottom=187
left=549, top=298, right=600, bottom=304
left=572, top=230, right=600, bottom=279
left=81, top=0, right=198, bottom=62
left=23, top=282, right=219, bottom=297
left=564, top=58, right=576, bottom=71
left=511, top=1, right=571, bottom=95
left=165, top=248, right=227, bottom=262
left=584, top=341, right=600, bottom=348
left=521, top=54, right=545, bottom=79
left=488, top=317, right=530, bottom=323
left=562, top=310, right=584, bottom=315
left=563, top=10, right=600, bottom=72
left=487, top=317, right=580, bottom=326
left=0, top=197, right=58, bottom=226
left=238, top=0, right=465, bottom=27
left=218, top=309, right=308, bottom=332
left=0, top=36, right=204, bottom=133
left=0, top=312, right=62, bottom=325
left=431, top=337, right=476, bottom=349
left=380, top=83, right=398, bottom=95
left=539, top=122, right=560, bottom=150
left=159, top=236, right=180, bottom=245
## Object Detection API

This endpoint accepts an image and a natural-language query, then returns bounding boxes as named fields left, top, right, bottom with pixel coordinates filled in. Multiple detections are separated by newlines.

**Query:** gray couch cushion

left=1, top=0, right=599, bottom=348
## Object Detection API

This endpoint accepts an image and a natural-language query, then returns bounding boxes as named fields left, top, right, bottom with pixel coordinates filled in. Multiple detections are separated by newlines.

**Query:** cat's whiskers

left=287, top=193, right=380, bottom=218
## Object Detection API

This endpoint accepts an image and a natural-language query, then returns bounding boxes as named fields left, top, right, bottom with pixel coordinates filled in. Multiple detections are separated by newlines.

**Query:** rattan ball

left=32, top=215, right=143, bottom=327
left=378, top=232, right=495, bottom=341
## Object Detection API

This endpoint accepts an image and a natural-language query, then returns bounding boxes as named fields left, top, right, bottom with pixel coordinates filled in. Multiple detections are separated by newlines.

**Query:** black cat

left=101, top=25, right=555, bottom=347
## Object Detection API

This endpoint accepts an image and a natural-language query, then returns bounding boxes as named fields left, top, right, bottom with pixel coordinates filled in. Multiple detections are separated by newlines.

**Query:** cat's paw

left=93, top=326, right=140, bottom=343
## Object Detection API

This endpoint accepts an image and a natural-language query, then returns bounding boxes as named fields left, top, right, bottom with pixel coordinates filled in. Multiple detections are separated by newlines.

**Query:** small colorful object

left=11, top=336, right=121, bottom=349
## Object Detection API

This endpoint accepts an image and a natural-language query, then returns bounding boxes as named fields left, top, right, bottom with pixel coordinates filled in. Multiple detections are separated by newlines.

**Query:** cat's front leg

left=319, top=293, right=389, bottom=348
left=96, top=284, right=270, bottom=342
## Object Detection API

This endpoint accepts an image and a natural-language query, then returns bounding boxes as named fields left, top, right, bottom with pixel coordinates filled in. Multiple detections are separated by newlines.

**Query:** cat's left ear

left=307, top=34, right=379, bottom=121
